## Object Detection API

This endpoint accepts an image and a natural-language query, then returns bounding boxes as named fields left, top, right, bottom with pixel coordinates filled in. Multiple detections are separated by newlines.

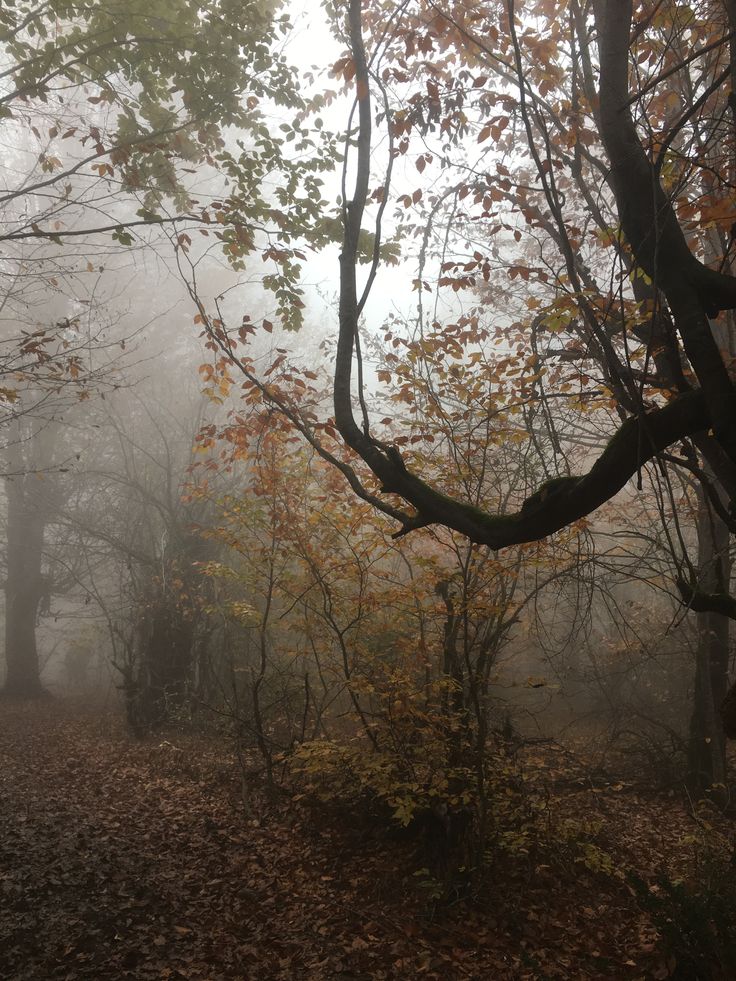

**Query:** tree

left=2, top=414, right=62, bottom=696
left=0, top=0, right=334, bottom=696
left=689, top=488, right=731, bottom=788
left=320, top=0, right=736, bottom=754
left=43, top=369, right=222, bottom=725
left=192, top=1, right=736, bottom=757
left=195, top=1, right=734, bottom=587
left=330, top=0, right=733, bottom=542
left=0, top=0, right=340, bottom=431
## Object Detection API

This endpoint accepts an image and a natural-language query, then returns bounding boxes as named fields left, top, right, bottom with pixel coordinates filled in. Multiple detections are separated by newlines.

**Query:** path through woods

left=0, top=700, right=723, bottom=979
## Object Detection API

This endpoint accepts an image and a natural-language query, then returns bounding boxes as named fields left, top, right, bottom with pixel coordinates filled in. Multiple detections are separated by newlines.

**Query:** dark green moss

left=520, top=475, right=581, bottom=514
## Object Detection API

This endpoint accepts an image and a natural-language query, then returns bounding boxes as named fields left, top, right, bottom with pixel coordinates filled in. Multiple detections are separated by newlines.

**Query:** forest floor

left=0, top=699, right=734, bottom=980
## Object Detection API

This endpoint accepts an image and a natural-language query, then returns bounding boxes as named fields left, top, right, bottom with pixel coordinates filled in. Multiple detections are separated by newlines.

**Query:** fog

left=1, top=2, right=735, bottom=978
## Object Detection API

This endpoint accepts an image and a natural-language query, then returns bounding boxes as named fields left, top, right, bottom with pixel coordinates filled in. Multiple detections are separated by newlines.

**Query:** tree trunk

left=128, top=578, right=197, bottom=730
left=688, top=492, right=731, bottom=794
left=687, top=194, right=736, bottom=788
left=145, top=601, right=195, bottom=719
left=3, top=473, right=48, bottom=697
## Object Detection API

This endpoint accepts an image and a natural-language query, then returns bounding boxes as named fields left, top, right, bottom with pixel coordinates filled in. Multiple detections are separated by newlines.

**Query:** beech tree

left=332, top=0, right=733, bottom=543
left=67, top=387, right=218, bottom=728
left=322, top=0, right=736, bottom=747
left=190, top=0, right=736, bottom=768
left=0, top=0, right=334, bottom=696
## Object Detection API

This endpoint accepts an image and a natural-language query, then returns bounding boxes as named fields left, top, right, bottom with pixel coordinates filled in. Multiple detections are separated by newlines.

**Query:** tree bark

left=688, top=490, right=731, bottom=792
left=3, top=472, right=48, bottom=698
left=593, top=0, right=736, bottom=466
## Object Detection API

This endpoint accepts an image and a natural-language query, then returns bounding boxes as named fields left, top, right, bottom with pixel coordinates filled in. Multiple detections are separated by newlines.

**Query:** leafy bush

left=291, top=726, right=618, bottom=889
left=291, top=735, right=474, bottom=829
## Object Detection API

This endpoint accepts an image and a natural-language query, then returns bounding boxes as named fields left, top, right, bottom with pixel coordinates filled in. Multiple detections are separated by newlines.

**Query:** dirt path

left=0, top=699, right=706, bottom=979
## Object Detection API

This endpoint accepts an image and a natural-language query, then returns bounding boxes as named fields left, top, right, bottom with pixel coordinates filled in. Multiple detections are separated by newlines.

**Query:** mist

left=1, top=2, right=735, bottom=978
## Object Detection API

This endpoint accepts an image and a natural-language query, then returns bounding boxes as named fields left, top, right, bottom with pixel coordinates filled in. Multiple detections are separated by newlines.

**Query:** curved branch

left=593, top=0, right=736, bottom=469
left=334, top=0, right=721, bottom=551
left=388, top=391, right=711, bottom=547
left=594, top=0, right=736, bottom=314
left=677, top=577, right=736, bottom=621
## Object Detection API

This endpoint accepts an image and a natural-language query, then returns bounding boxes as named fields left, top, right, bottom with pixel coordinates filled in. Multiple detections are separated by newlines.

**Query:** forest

left=1, top=0, right=736, bottom=978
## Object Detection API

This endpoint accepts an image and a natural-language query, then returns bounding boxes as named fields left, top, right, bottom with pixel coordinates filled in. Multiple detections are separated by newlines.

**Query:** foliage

left=317, top=0, right=736, bottom=629
left=190, top=409, right=562, bottom=887
left=0, top=0, right=337, bottom=420
left=0, top=0, right=305, bottom=207
left=194, top=0, right=736, bottom=792
left=291, top=683, right=474, bottom=830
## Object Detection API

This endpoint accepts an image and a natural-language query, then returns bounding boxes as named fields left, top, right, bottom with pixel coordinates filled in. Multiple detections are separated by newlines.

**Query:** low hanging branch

left=333, top=0, right=728, bottom=557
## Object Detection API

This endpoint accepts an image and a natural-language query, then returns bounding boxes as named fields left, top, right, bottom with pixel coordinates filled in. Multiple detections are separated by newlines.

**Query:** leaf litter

left=0, top=700, right=732, bottom=980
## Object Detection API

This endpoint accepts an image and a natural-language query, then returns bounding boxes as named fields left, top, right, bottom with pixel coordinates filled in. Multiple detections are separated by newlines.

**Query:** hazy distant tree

left=54, top=379, right=220, bottom=726
left=0, top=0, right=329, bottom=696
left=1, top=414, right=62, bottom=696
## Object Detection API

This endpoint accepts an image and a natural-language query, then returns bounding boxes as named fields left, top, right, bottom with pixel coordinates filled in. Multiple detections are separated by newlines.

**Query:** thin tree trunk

left=688, top=491, right=730, bottom=794
left=3, top=473, right=47, bottom=697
